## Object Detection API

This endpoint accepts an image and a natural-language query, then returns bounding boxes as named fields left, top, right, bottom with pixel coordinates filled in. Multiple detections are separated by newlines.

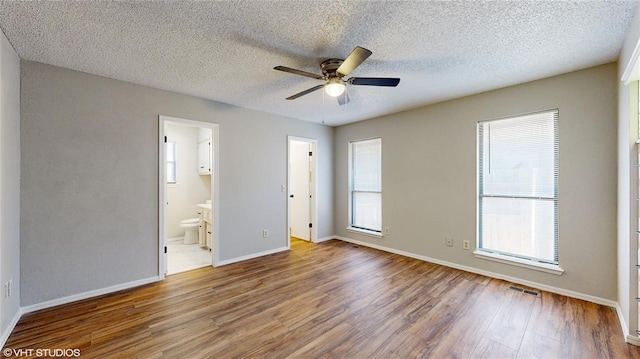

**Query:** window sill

left=346, top=227, right=383, bottom=239
left=474, top=250, right=564, bottom=275
left=167, top=183, right=179, bottom=188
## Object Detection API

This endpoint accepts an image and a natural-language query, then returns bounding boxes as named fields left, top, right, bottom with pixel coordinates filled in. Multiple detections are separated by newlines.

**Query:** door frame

left=158, top=115, right=219, bottom=279
left=287, top=136, right=318, bottom=246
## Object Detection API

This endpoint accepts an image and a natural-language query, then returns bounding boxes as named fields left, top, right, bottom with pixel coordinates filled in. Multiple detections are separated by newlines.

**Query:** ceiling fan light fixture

left=324, top=79, right=345, bottom=97
left=274, top=46, right=399, bottom=103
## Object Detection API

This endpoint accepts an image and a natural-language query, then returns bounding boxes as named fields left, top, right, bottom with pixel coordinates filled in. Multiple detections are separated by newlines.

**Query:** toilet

left=179, top=218, right=200, bottom=244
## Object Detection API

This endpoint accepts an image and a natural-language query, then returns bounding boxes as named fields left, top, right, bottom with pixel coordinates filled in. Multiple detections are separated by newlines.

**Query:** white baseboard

left=616, top=303, right=630, bottom=337
left=21, top=276, right=161, bottom=314
left=627, top=334, right=640, bottom=346
left=314, top=236, right=334, bottom=243
left=334, top=236, right=617, bottom=308
left=0, top=307, right=23, bottom=348
left=613, top=303, right=640, bottom=346
left=217, top=246, right=289, bottom=266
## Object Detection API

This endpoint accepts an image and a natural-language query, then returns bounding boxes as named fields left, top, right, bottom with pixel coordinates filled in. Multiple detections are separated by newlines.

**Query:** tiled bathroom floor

left=166, top=239, right=212, bottom=275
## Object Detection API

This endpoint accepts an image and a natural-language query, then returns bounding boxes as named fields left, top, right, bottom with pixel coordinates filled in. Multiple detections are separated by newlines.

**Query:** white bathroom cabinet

left=198, top=205, right=213, bottom=250
left=198, top=138, right=212, bottom=175
left=205, top=223, right=212, bottom=249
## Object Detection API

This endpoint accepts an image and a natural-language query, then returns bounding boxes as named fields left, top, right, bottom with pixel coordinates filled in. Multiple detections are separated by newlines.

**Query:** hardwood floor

left=5, top=239, right=640, bottom=358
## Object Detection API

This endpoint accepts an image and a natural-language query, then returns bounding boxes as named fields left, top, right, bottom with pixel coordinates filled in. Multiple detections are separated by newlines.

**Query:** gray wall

left=335, top=63, right=618, bottom=301
left=20, top=61, right=333, bottom=306
left=0, top=30, right=20, bottom=336
left=618, top=3, right=640, bottom=337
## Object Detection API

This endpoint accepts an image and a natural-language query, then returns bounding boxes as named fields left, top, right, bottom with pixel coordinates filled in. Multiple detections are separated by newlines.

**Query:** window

left=349, top=138, right=382, bottom=234
left=477, top=110, right=558, bottom=267
left=167, top=141, right=177, bottom=184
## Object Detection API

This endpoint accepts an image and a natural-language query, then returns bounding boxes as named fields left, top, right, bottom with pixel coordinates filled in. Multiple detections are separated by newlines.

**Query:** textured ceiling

left=0, top=1, right=637, bottom=126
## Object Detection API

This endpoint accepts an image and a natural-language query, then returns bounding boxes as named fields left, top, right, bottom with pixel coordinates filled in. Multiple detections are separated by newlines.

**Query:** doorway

left=288, top=136, right=317, bottom=244
left=159, top=115, right=219, bottom=278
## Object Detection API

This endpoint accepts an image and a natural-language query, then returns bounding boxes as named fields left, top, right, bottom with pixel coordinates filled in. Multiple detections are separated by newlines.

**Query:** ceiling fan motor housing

left=321, top=59, right=344, bottom=79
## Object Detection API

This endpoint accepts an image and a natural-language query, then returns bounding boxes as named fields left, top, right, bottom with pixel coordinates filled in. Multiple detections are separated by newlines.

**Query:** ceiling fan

left=274, top=46, right=400, bottom=105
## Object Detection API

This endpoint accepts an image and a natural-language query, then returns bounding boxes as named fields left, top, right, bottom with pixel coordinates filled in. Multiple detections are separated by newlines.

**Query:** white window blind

left=350, top=138, right=382, bottom=232
left=478, top=110, right=558, bottom=264
left=167, top=141, right=177, bottom=184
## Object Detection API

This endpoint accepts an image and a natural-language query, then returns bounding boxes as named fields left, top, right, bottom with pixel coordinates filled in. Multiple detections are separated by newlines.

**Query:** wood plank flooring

left=5, top=238, right=640, bottom=358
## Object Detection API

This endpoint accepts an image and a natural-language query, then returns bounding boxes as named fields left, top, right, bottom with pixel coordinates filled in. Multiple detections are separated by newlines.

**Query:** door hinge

left=309, top=151, right=313, bottom=156
left=164, top=136, right=167, bottom=143
left=309, top=223, right=313, bottom=228
left=164, top=246, right=167, bottom=254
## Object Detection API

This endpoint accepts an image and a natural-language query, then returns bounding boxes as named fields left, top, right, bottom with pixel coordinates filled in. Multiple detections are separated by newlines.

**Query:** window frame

left=475, top=109, right=563, bottom=275
left=347, top=137, right=383, bottom=237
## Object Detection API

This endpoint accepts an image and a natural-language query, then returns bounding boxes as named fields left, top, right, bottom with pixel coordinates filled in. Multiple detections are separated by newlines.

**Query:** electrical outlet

left=384, top=227, right=390, bottom=235
left=262, top=229, right=269, bottom=238
left=463, top=240, right=470, bottom=250
left=445, top=237, right=453, bottom=247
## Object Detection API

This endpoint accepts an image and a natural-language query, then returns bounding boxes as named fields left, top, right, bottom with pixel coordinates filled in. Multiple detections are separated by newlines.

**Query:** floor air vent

left=508, top=285, right=540, bottom=297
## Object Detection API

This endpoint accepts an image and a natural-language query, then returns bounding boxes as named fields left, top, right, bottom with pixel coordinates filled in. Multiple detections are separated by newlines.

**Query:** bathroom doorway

left=287, top=136, right=317, bottom=244
left=159, top=116, right=219, bottom=278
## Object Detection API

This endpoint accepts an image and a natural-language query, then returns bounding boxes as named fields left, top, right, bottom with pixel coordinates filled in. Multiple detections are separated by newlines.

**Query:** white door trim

left=159, top=115, right=220, bottom=279
left=287, top=136, right=318, bottom=246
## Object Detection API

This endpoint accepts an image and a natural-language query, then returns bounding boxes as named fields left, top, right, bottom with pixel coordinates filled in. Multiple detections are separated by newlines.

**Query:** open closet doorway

left=288, top=136, right=317, bottom=244
left=159, top=115, right=219, bottom=278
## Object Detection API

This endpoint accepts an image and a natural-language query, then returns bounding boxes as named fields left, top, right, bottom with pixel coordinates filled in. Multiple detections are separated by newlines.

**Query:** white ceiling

left=0, top=1, right=637, bottom=126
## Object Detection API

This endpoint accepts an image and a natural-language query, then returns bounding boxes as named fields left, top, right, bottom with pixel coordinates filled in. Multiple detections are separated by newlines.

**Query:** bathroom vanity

left=197, top=203, right=213, bottom=250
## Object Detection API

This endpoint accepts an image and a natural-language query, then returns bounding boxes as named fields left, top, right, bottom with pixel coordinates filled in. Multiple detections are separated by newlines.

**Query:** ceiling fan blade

left=286, top=84, right=325, bottom=100
left=274, top=66, right=324, bottom=80
left=350, top=77, right=400, bottom=87
left=337, top=92, right=350, bottom=106
left=336, top=46, right=372, bottom=77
